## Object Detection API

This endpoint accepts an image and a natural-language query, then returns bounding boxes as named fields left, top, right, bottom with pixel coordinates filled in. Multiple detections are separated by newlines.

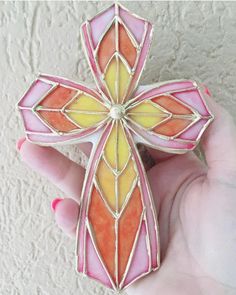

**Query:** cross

left=17, top=3, right=213, bottom=292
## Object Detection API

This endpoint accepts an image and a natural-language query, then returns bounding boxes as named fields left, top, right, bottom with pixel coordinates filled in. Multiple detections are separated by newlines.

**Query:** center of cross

left=109, top=104, right=125, bottom=120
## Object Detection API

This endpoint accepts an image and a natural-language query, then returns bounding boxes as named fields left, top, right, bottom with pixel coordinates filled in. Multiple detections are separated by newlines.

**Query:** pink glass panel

left=21, top=109, right=52, bottom=133
left=81, top=23, right=102, bottom=89
left=86, top=230, right=113, bottom=288
left=26, top=126, right=98, bottom=144
left=127, top=23, right=153, bottom=99
left=39, top=74, right=101, bottom=101
left=123, top=222, right=149, bottom=287
left=173, top=90, right=209, bottom=116
left=18, top=80, right=52, bottom=108
left=90, top=5, right=115, bottom=48
left=133, top=81, right=195, bottom=98
left=27, top=134, right=79, bottom=144
left=178, top=119, right=208, bottom=141
left=120, top=6, right=145, bottom=44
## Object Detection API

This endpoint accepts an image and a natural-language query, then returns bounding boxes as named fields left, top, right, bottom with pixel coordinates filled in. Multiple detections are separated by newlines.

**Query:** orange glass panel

left=153, top=118, right=192, bottom=137
left=119, top=23, right=136, bottom=68
left=39, top=85, right=77, bottom=108
left=152, top=95, right=193, bottom=115
left=38, top=111, right=78, bottom=132
left=88, top=187, right=116, bottom=282
left=98, top=24, right=116, bottom=72
left=118, top=186, right=143, bottom=282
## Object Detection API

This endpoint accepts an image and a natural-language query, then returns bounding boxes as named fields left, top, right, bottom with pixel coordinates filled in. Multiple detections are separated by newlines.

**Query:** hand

left=17, top=92, right=236, bottom=295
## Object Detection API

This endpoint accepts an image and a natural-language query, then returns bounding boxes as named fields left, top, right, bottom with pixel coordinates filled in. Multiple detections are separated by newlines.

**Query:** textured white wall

left=1, top=1, right=236, bottom=294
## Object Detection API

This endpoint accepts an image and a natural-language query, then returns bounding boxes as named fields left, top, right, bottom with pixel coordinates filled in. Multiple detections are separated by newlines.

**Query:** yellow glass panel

left=129, top=114, right=165, bottom=129
left=67, top=94, right=108, bottom=112
left=117, top=122, right=130, bottom=171
left=97, top=159, right=116, bottom=210
left=129, top=100, right=165, bottom=114
left=104, top=56, right=130, bottom=103
left=128, top=101, right=168, bottom=129
left=105, top=57, right=117, bottom=102
left=119, top=58, right=130, bottom=103
left=118, top=159, right=137, bottom=210
left=104, top=122, right=130, bottom=171
left=104, top=123, right=116, bottom=169
left=67, top=113, right=107, bottom=128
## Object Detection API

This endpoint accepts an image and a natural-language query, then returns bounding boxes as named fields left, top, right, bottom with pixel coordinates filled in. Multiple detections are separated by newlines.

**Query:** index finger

left=18, top=139, right=87, bottom=201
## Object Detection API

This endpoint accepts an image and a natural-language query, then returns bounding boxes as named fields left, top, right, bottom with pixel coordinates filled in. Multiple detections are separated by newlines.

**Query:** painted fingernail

left=205, top=87, right=212, bottom=96
left=202, top=84, right=212, bottom=96
left=16, top=137, right=26, bottom=152
left=51, top=198, right=63, bottom=212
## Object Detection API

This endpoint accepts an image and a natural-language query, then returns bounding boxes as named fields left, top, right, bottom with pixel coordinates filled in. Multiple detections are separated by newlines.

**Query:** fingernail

left=203, top=84, right=212, bottom=96
left=205, top=88, right=212, bottom=97
left=51, top=198, right=63, bottom=212
left=16, top=137, right=26, bottom=152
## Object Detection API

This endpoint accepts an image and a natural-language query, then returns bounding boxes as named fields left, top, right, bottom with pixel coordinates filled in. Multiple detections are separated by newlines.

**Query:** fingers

left=18, top=139, right=86, bottom=201
left=201, top=90, right=236, bottom=180
left=148, top=152, right=204, bottom=215
left=137, top=144, right=155, bottom=170
left=147, top=148, right=177, bottom=163
left=77, top=142, right=92, bottom=158
left=138, top=144, right=175, bottom=169
left=52, top=198, right=79, bottom=237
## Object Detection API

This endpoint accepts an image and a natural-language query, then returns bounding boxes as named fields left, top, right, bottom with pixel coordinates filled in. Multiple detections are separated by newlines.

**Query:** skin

left=18, top=92, right=236, bottom=295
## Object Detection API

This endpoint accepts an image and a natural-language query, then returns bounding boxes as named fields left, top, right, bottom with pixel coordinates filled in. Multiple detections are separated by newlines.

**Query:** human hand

left=17, top=90, right=236, bottom=295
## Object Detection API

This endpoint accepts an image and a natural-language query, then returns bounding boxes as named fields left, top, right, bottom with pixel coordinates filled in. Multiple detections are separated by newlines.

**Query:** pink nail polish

left=205, top=88, right=212, bottom=97
left=202, top=84, right=212, bottom=96
left=16, top=137, right=26, bottom=151
left=51, top=198, right=63, bottom=212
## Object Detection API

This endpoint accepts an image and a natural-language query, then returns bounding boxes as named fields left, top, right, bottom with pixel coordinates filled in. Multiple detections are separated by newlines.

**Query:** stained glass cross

left=17, top=3, right=213, bottom=292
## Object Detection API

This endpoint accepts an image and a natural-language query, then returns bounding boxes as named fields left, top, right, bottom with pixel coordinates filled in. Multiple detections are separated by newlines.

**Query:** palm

left=18, top=94, right=236, bottom=294
left=132, top=152, right=236, bottom=295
